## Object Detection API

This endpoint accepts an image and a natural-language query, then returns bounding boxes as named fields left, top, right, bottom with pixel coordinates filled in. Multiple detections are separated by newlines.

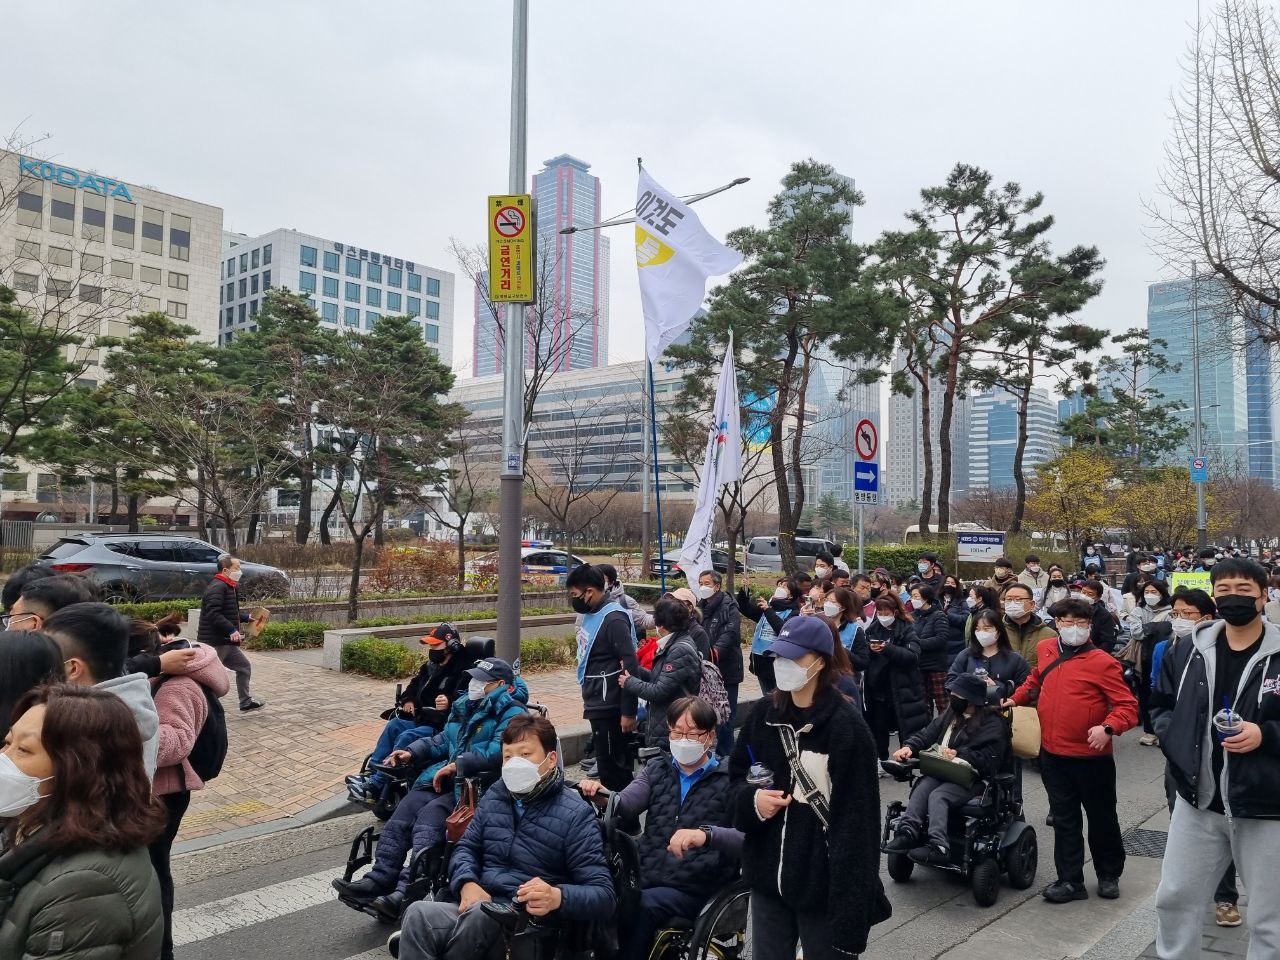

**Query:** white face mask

left=976, top=630, right=999, bottom=648
left=876, top=614, right=895, bottom=628
left=823, top=601, right=842, bottom=619
left=910, top=597, right=926, bottom=610
left=1027, top=565, right=1040, bottom=574
left=917, top=562, right=931, bottom=574
left=1144, top=593, right=1162, bottom=606
left=965, top=596, right=977, bottom=609
left=696, top=584, right=714, bottom=601
left=815, top=565, right=830, bottom=578
left=669, top=736, right=709, bottom=766
left=225, top=568, right=242, bottom=583
left=773, top=657, right=819, bottom=692
left=468, top=678, right=489, bottom=701
left=1004, top=601, right=1027, bottom=619
left=1059, top=625, right=1090, bottom=647
left=772, top=587, right=789, bottom=601
left=1140, top=564, right=1156, bottom=573
left=501, top=755, right=548, bottom=796
left=1170, top=617, right=1196, bottom=637
left=1070, top=590, right=1086, bottom=600
left=0, top=753, right=49, bottom=818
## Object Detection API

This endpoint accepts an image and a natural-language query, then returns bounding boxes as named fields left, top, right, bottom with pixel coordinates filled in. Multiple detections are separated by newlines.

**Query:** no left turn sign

left=855, top=418, right=878, bottom=461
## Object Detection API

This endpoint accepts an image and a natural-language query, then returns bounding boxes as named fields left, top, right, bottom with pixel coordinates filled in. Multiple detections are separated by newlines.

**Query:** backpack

left=156, top=676, right=228, bottom=785
left=676, top=639, right=731, bottom=725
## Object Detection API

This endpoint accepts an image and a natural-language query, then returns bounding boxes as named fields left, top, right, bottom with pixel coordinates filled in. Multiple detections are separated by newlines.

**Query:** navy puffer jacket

left=448, top=778, right=616, bottom=921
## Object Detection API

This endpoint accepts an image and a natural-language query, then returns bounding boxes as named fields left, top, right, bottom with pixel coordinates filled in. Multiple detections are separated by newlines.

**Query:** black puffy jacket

left=864, top=618, right=930, bottom=740
left=1151, top=619, right=1280, bottom=819
left=911, top=606, right=951, bottom=673
left=701, top=591, right=744, bottom=685
left=401, top=653, right=471, bottom=729
left=946, top=647, right=1031, bottom=704
left=904, top=709, right=1010, bottom=779
left=197, top=575, right=244, bottom=646
left=623, top=634, right=703, bottom=747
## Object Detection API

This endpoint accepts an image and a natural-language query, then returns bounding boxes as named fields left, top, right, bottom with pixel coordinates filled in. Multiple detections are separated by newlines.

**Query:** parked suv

left=744, top=536, right=844, bottom=573
left=648, top=548, right=744, bottom=580
left=35, top=533, right=290, bottom=603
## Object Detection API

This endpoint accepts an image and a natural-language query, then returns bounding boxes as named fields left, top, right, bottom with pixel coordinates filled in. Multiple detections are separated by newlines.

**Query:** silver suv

left=36, top=533, right=290, bottom=603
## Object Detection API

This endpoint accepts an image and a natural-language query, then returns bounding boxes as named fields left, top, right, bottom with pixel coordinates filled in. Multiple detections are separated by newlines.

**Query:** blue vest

left=576, top=600, right=627, bottom=686
left=751, top=607, right=791, bottom=655
left=839, top=620, right=860, bottom=651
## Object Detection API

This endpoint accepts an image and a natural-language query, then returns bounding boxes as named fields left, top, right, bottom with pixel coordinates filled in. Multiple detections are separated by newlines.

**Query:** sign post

left=956, top=532, right=1006, bottom=563
left=852, top=415, right=880, bottom=573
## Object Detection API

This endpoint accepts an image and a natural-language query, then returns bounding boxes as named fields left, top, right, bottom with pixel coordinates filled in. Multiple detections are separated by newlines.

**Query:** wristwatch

left=699, top=825, right=715, bottom=844
left=1103, top=724, right=1115, bottom=737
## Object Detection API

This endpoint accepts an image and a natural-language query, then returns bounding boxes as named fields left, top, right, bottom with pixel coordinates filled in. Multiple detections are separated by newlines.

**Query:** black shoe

left=332, top=876, right=389, bottom=903
left=580, top=758, right=599, bottom=778
left=1097, top=878, right=1120, bottom=900
left=388, top=932, right=400, bottom=959
left=884, top=830, right=919, bottom=853
left=909, top=843, right=951, bottom=867
left=368, top=891, right=405, bottom=922
left=1043, top=880, right=1088, bottom=903
left=1045, top=813, right=1057, bottom=827
left=240, top=698, right=266, bottom=711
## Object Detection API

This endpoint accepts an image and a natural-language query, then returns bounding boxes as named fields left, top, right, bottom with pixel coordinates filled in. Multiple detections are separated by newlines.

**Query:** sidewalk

left=178, top=648, right=761, bottom=844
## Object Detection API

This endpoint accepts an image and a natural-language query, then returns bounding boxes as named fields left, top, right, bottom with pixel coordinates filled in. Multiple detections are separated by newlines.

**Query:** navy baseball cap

left=466, top=657, right=515, bottom=684
left=766, top=614, right=834, bottom=661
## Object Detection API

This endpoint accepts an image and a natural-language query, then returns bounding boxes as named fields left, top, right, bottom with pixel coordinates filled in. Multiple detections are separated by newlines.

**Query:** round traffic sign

left=493, top=205, right=526, bottom=238
left=855, top=418, right=878, bottom=461
left=1193, top=457, right=1205, bottom=470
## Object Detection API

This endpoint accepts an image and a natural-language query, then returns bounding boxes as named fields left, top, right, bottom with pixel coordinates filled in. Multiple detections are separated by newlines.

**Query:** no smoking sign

left=493, top=205, right=526, bottom=238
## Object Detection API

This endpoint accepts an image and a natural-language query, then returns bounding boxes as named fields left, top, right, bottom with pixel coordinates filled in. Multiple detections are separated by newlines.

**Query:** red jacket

left=1012, top=637, right=1138, bottom=758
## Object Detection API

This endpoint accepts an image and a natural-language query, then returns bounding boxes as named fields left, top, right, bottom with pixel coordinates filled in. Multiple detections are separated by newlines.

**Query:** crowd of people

left=1, top=538, right=1278, bottom=960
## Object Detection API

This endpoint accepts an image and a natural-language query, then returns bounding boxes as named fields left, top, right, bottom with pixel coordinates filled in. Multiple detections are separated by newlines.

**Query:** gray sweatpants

left=900, top=776, right=975, bottom=850
left=215, top=643, right=254, bottom=708
left=399, top=900, right=505, bottom=960
left=1156, top=797, right=1280, bottom=959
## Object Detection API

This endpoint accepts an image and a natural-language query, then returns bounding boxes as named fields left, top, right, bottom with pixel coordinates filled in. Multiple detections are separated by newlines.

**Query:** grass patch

left=341, top=637, right=426, bottom=679
left=520, top=634, right=577, bottom=673
left=244, top=620, right=329, bottom=651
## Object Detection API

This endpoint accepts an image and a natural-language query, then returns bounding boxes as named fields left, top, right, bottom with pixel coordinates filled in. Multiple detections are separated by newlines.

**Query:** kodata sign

left=19, top=156, right=133, bottom=201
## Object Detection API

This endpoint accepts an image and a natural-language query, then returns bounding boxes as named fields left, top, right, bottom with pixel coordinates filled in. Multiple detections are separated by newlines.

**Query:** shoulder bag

left=1010, top=651, right=1069, bottom=760
left=444, top=778, right=478, bottom=843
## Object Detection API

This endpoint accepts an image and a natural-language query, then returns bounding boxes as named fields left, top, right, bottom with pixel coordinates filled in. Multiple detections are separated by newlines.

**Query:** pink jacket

left=150, top=643, right=230, bottom=796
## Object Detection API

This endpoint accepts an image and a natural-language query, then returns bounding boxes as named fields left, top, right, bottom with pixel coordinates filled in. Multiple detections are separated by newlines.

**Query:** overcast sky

left=4, top=0, right=1198, bottom=385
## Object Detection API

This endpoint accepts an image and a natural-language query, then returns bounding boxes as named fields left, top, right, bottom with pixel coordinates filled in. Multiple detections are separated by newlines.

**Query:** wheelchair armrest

left=368, top=761, right=415, bottom=781
left=989, top=773, right=1017, bottom=786
left=637, top=746, right=662, bottom=762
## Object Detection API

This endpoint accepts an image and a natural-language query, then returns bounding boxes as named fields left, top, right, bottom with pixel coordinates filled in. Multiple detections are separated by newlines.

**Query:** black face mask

left=428, top=649, right=447, bottom=665
left=570, top=595, right=592, bottom=615
left=1050, top=579, right=1065, bottom=587
left=1217, top=595, right=1261, bottom=627
left=869, top=586, right=882, bottom=598
left=950, top=696, right=970, bottom=714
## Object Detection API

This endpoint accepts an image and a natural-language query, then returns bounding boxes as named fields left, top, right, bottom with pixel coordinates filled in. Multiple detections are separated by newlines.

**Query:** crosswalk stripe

left=341, top=950, right=389, bottom=960
left=172, top=866, right=361, bottom=946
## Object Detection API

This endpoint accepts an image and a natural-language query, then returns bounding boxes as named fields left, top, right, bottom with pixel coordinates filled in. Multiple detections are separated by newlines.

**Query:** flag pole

left=648, top=359, right=668, bottom=593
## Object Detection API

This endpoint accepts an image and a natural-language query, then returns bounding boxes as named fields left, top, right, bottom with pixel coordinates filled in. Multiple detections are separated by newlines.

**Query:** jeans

left=368, top=787, right=456, bottom=891
left=215, top=643, right=254, bottom=707
left=749, top=887, right=849, bottom=960
left=368, top=718, right=436, bottom=790
left=589, top=715, right=633, bottom=791
left=899, top=776, right=975, bottom=851
left=148, top=791, right=191, bottom=960
left=716, top=683, right=739, bottom=758
left=1156, top=797, right=1280, bottom=959
left=750, top=654, right=776, bottom=695
left=618, top=886, right=706, bottom=960
left=1039, top=750, right=1125, bottom=884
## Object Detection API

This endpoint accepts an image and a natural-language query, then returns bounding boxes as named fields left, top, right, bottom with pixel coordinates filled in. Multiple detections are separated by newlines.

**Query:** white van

left=745, top=536, right=844, bottom=573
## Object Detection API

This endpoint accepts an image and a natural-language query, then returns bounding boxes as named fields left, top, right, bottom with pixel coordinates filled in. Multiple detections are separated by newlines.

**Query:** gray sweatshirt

left=97, top=673, right=160, bottom=779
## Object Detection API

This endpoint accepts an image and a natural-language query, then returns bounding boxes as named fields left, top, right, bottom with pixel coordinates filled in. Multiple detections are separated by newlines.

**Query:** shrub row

left=341, top=637, right=426, bottom=679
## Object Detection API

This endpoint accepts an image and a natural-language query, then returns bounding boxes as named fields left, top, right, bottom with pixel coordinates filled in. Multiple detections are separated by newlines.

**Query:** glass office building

left=967, top=387, right=1059, bottom=492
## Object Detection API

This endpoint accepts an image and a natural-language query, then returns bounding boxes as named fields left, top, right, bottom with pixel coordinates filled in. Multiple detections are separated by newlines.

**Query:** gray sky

left=3, top=0, right=1196, bottom=383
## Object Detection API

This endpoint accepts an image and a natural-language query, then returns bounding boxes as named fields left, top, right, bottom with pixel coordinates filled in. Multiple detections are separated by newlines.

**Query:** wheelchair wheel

left=886, top=853, right=914, bottom=883
left=1003, top=827, right=1038, bottom=890
left=689, top=882, right=751, bottom=960
left=971, top=857, right=1000, bottom=907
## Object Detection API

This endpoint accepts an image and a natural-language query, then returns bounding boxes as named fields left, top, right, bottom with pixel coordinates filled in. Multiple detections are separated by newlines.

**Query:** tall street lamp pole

left=1191, top=267, right=1207, bottom=550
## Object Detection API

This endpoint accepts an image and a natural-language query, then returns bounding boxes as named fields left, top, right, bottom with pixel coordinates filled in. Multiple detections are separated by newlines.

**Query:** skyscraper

left=472, top=154, right=610, bottom=377
left=967, top=387, right=1060, bottom=492
left=884, top=346, right=971, bottom=509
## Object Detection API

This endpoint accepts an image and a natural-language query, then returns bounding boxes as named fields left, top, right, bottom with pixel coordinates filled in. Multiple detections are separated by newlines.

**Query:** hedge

left=115, top=601, right=201, bottom=621
left=520, top=635, right=577, bottom=672
left=342, top=637, right=425, bottom=679
left=244, top=621, right=328, bottom=651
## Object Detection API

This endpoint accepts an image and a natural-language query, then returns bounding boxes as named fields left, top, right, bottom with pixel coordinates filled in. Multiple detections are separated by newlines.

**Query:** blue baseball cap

left=766, top=614, right=834, bottom=661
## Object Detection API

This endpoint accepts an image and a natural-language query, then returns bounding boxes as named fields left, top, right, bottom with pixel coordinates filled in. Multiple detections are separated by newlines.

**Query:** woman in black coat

left=863, top=595, right=930, bottom=761
left=731, top=615, right=891, bottom=960
left=909, top=584, right=951, bottom=717
left=945, top=608, right=1030, bottom=705
left=622, top=597, right=703, bottom=748
left=939, top=582, right=969, bottom=659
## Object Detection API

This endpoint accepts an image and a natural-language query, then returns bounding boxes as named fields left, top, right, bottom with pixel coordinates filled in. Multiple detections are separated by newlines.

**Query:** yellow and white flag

left=635, top=169, right=742, bottom=362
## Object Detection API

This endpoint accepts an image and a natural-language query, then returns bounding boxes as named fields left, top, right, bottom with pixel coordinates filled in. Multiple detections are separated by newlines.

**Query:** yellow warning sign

left=487, top=194, right=534, bottom=303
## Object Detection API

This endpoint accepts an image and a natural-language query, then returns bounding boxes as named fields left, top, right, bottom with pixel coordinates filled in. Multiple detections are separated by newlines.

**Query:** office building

left=884, top=346, right=972, bottom=508
left=219, top=228, right=454, bottom=364
left=0, top=149, right=223, bottom=522
left=1147, top=278, right=1252, bottom=471
left=1244, top=332, right=1280, bottom=484
left=967, top=386, right=1060, bottom=492
left=811, top=347, right=883, bottom=506
left=473, top=154, right=610, bottom=376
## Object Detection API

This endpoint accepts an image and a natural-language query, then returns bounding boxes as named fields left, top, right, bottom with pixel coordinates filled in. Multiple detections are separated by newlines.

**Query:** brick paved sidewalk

left=179, top=649, right=760, bottom=842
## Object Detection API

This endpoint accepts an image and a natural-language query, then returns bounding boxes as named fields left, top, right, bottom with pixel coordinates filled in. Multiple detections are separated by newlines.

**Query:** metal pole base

left=497, top=474, right=524, bottom=666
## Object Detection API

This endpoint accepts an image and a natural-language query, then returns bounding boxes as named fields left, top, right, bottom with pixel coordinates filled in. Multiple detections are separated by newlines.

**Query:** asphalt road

left=172, top=734, right=1172, bottom=960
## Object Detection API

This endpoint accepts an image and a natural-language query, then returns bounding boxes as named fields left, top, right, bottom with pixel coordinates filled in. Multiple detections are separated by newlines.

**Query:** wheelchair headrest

left=463, top=636, right=496, bottom=662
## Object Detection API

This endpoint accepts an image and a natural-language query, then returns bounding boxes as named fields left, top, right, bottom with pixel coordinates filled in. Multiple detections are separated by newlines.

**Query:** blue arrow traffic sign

left=854, top=461, right=879, bottom=493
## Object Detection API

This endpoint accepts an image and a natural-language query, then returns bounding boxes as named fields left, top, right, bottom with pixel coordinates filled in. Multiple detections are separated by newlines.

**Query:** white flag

left=678, top=341, right=742, bottom=584
left=635, top=169, right=742, bottom=362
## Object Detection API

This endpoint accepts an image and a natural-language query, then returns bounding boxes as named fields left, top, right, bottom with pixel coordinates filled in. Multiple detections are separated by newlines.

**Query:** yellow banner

left=1169, top=571, right=1211, bottom=593
left=487, top=195, right=534, bottom=303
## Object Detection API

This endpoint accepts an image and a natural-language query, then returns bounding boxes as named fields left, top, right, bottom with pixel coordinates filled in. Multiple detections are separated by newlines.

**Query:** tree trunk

left=126, top=492, right=140, bottom=533
left=195, top=466, right=206, bottom=535
left=219, top=507, right=239, bottom=551
left=456, top=529, right=467, bottom=589
left=318, top=486, right=342, bottom=546
left=346, top=533, right=366, bottom=622
left=1010, top=383, right=1031, bottom=533
left=247, top=511, right=260, bottom=545
left=109, top=476, right=120, bottom=525
left=936, top=345, right=961, bottom=533
left=917, top=378, right=934, bottom=535
left=295, top=460, right=314, bottom=545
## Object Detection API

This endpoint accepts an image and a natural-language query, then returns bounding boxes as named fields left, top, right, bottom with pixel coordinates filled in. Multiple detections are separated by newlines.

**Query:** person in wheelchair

left=578, top=695, right=743, bottom=960
left=333, top=657, right=528, bottom=919
left=885, top=672, right=1011, bottom=866
left=348, top=624, right=475, bottom=804
left=396, top=713, right=615, bottom=960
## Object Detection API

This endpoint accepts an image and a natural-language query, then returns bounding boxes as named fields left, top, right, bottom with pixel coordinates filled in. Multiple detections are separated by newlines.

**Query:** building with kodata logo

left=0, top=148, right=223, bottom=522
